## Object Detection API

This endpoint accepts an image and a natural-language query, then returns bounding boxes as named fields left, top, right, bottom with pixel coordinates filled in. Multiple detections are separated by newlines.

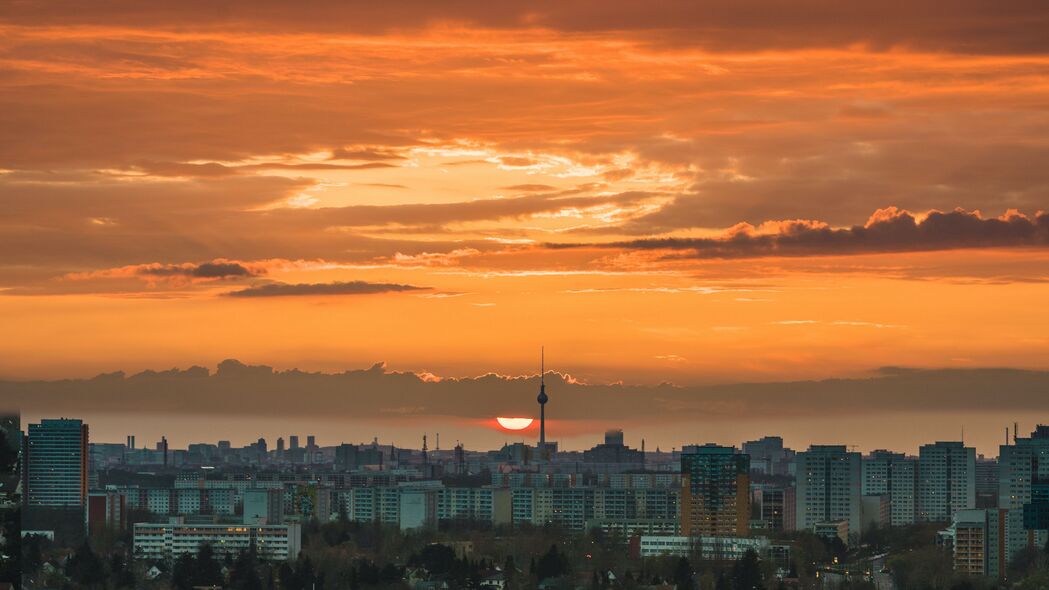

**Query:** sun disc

left=496, top=417, right=534, bottom=431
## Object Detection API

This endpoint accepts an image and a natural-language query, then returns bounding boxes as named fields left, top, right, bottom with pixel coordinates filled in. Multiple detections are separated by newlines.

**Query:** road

left=870, top=555, right=896, bottom=590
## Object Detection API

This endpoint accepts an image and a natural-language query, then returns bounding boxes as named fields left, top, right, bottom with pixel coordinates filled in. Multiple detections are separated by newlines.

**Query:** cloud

left=6, top=1, right=1049, bottom=55
left=223, top=280, right=429, bottom=298
left=501, top=184, right=557, bottom=192
left=65, top=259, right=262, bottom=281
left=550, top=207, right=1049, bottom=259
left=134, top=261, right=259, bottom=279
left=330, top=147, right=405, bottom=161
left=6, top=361, right=1049, bottom=424
left=190, top=261, right=256, bottom=278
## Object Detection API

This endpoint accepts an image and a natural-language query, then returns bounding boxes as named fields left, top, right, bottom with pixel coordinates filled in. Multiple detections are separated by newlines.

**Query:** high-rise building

left=86, top=491, right=126, bottom=536
left=999, top=425, right=1049, bottom=510
left=289, top=435, right=300, bottom=450
left=997, top=425, right=1049, bottom=547
left=680, top=444, right=750, bottom=537
left=862, top=450, right=918, bottom=526
left=950, top=507, right=1035, bottom=579
left=26, top=418, right=88, bottom=508
left=243, top=489, right=284, bottom=525
left=399, top=487, right=439, bottom=531
left=795, top=445, right=862, bottom=539
left=752, top=487, right=788, bottom=531
left=952, top=509, right=987, bottom=576
left=975, top=457, right=999, bottom=508
left=918, top=441, right=975, bottom=522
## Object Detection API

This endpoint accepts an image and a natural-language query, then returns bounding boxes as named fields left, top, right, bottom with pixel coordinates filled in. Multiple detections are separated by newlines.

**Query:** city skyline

left=12, top=360, right=1048, bottom=456
left=6, top=3, right=1049, bottom=587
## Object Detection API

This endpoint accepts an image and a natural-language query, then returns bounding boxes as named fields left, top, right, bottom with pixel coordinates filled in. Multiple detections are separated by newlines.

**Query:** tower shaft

left=540, top=403, right=546, bottom=447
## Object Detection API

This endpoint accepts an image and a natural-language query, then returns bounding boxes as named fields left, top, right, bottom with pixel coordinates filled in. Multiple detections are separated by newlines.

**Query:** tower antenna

left=537, top=346, right=549, bottom=459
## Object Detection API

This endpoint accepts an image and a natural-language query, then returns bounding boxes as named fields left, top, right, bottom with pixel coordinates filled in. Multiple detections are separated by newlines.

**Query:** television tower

left=537, top=347, right=548, bottom=458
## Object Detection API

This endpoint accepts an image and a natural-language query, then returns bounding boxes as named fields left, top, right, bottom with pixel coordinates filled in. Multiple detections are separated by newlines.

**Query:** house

left=479, top=572, right=506, bottom=589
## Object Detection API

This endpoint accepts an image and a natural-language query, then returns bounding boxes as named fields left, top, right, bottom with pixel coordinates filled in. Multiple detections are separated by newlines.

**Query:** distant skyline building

left=680, top=444, right=750, bottom=537
left=582, top=429, right=645, bottom=467
left=975, top=457, right=999, bottom=508
left=918, top=441, right=976, bottom=522
left=289, top=435, right=299, bottom=450
left=27, top=418, right=89, bottom=508
left=742, top=436, right=796, bottom=477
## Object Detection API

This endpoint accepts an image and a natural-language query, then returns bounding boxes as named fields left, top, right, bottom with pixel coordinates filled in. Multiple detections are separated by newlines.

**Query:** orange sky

left=3, top=2, right=1049, bottom=449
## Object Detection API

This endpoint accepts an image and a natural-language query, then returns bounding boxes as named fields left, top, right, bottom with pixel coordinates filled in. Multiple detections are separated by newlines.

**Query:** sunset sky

left=3, top=2, right=1049, bottom=453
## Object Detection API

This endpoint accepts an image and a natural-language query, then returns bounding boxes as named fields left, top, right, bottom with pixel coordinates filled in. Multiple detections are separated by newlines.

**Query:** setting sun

left=495, top=417, right=534, bottom=431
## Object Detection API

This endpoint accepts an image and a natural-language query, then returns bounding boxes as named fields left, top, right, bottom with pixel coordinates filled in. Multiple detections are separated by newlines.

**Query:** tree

left=672, top=557, right=694, bottom=590
left=278, top=562, right=296, bottom=590
left=66, top=540, right=106, bottom=588
left=230, top=547, right=264, bottom=590
left=110, top=552, right=136, bottom=589
left=288, top=554, right=317, bottom=590
left=536, top=544, right=570, bottom=581
left=888, top=546, right=954, bottom=590
left=195, top=543, right=225, bottom=587
left=21, top=533, right=45, bottom=577
left=732, top=549, right=764, bottom=590
left=172, top=553, right=196, bottom=590
left=1009, top=545, right=1044, bottom=580
left=411, top=543, right=458, bottom=576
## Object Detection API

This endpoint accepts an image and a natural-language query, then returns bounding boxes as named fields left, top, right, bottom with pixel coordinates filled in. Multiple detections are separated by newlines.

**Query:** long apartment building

left=133, top=522, right=301, bottom=561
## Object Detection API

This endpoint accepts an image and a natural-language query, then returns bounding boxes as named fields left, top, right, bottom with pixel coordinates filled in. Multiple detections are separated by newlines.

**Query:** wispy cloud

left=224, top=281, right=428, bottom=298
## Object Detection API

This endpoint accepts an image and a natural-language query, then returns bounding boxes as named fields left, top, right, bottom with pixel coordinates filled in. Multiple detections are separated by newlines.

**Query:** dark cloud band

left=224, top=280, right=428, bottom=298
left=549, top=208, right=1049, bottom=259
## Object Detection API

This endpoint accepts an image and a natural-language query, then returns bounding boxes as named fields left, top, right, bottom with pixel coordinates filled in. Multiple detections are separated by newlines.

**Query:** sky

left=3, top=1, right=1049, bottom=453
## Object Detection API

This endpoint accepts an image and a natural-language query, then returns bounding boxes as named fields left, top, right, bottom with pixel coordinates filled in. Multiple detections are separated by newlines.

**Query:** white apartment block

left=918, top=442, right=975, bottom=522
left=133, top=523, right=301, bottom=561
left=862, top=450, right=918, bottom=526
left=796, top=446, right=862, bottom=539
left=638, top=535, right=769, bottom=560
